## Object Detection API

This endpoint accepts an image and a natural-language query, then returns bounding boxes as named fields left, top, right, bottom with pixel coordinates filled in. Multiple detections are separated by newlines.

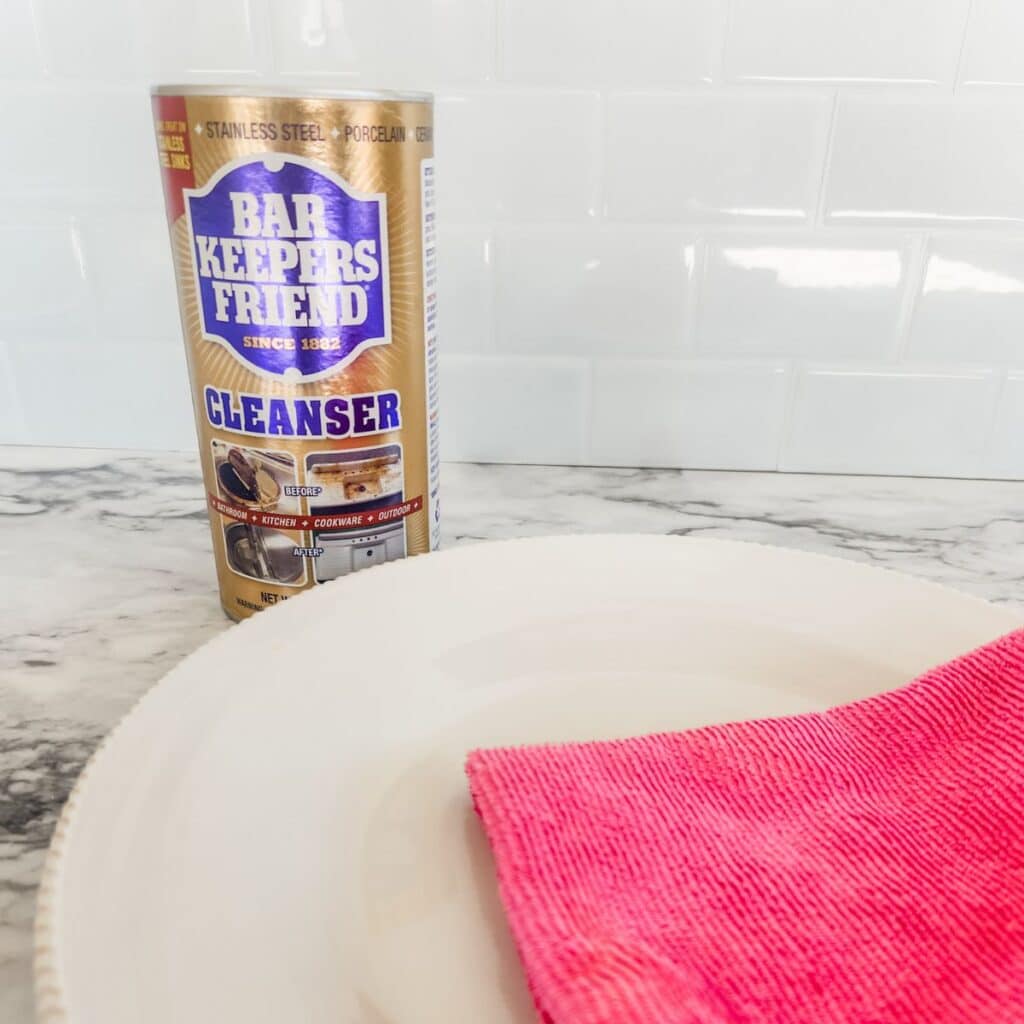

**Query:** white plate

left=36, top=536, right=1018, bottom=1024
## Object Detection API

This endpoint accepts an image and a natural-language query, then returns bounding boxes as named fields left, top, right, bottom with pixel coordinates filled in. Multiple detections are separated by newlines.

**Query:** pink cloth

left=466, top=629, right=1024, bottom=1023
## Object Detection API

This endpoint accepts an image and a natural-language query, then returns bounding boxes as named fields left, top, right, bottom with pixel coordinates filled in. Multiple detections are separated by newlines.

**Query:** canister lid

left=151, top=84, right=433, bottom=103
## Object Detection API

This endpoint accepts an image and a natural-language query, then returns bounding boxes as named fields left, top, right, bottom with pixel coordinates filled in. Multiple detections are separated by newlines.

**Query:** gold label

left=153, top=92, right=438, bottom=620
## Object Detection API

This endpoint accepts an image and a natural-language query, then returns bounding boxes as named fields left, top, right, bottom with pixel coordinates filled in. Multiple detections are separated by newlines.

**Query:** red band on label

left=208, top=494, right=423, bottom=531
left=152, top=94, right=195, bottom=223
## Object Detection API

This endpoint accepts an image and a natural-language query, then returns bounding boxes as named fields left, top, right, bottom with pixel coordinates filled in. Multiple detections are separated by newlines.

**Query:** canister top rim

left=152, top=84, right=433, bottom=103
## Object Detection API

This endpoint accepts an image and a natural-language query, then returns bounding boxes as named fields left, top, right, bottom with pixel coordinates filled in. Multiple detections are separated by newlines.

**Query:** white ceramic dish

left=35, top=536, right=1019, bottom=1023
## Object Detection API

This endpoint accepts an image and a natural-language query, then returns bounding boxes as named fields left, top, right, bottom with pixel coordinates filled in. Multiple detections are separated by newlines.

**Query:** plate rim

left=33, top=534, right=1019, bottom=1023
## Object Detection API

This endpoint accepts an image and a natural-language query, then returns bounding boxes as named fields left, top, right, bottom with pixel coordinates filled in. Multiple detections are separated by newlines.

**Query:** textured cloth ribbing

left=466, top=629, right=1024, bottom=1023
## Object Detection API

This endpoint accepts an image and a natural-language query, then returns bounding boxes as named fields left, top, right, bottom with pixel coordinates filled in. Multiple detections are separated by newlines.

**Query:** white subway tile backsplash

left=826, top=97, right=1024, bottom=227
left=494, top=227, right=694, bottom=356
left=438, top=225, right=493, bottom=354
left=268, top=0, right=430, bottom=83
left=824, top=98, right=950, bottom=225
left=0, top=88, right=160, bottom=201
left=432, top=0, right=496, bottom=84
left=267, top=0, right=352, bottom=76
left=436, top=90, right=600, bottom=222
left=84, top=93, right=166, bottom=203
left=500, top=0, right=604, bottom=84
left=0, top=218, right=89, bottom=334
left=783, top=368, right=999, bottom=476
left=501, top=0, right=721, bottom=86
left=35, top=0, right=144, bottom=78
left=0, top=342, right=27, bottom=443
left=987, top=374, right=1024, bottom=478
left=0, top=91, right=87, bottom=194
left=145, top=0, right=260, bottom=75
left=699, top=234, right=910, bottom=358
left=269, top=0, right=493, bottom=86
left=441, top=354, right=589, bottom=463
left=944, top=102, right=1024, bottom=226
left=726, top=0, right=969, bottom=85
left=959, top=0, right=1024, bottom=88
left=605, top=92, right=831, bottom=224
left=0, top=0, right=1022, bottom=477
left=590, top=360, right=788, bottom=469
left=0, top=0, right=45, bottom=77
left=7, top=339, right=194, bottom=449
left=606, top=0, right=723, bottom=86
left=77, top=207, right=180, bottom=339
left=908, top=238, right=1024, bottom=363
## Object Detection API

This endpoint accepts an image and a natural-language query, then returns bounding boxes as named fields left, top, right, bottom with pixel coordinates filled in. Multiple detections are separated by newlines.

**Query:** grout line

left=0, top=341, right=29, bottom=443
left=246, top=0, right=276, bottom=76
left=29, top=1, right=50, bottom=77
left=485, top=225, right=498, bottom=353
left=593, top=89, right=608, bottom=222
left=776, top=359, right=802, bottom=471
left=952, top=0, right=977, bottom=95
left=686, top=235, right=709, bottom=356
left=891, top=233, right=930, bottom=362
left=579, top=356, right=597, bottom=465
left=813, top=91, right=841, bottom=227
left=713, top=0, right=735, bottom=85
left=494, top=0, right=505, bottom=83
left=978, top=367, right=1009, bottom=471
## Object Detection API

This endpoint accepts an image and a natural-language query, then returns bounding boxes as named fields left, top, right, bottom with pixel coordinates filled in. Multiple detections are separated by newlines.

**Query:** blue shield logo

left=186, top=155, right=390, bottom=380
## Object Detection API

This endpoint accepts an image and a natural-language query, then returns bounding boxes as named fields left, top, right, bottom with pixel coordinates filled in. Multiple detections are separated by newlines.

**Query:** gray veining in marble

left=2, top=445, right=1023, bottom=1022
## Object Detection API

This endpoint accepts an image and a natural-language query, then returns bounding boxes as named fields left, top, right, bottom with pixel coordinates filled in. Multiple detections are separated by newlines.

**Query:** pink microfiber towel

left=466, top=629, right=1024, bottom=1024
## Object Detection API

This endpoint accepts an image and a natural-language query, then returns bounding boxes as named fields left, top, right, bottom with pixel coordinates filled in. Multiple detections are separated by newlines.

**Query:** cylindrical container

left=151, top=87, right=439, bottom=620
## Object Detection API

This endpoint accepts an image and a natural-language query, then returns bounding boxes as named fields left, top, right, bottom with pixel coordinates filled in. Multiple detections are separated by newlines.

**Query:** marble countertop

left=3, top=445, right=1024, bottom=1022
